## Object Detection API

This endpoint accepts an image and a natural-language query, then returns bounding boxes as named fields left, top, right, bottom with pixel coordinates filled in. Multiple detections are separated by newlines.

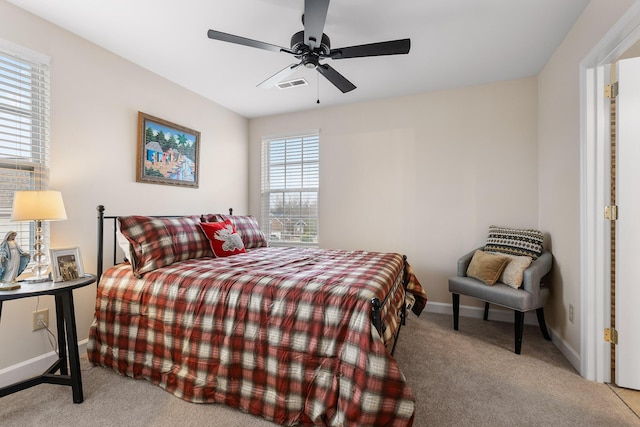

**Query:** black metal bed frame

left=96, top=205, right=408, bottom=354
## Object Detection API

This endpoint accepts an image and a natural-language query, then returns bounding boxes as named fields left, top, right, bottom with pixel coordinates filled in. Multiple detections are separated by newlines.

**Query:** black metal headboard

left=96, top=205, right=233, bottom=280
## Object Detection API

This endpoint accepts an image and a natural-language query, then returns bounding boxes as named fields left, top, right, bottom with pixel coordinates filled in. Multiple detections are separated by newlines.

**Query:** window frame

left=261, top=132, right=319, bottom=247
left=0, top=40, right=51, bottom=257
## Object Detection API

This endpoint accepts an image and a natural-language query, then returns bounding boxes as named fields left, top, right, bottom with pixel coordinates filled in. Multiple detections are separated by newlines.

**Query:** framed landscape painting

left=136, top=112, right=200, bottom=188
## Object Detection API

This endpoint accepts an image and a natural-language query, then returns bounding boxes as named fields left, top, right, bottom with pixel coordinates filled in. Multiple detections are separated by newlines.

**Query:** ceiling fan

left=207, top=0, right=410, bottom=93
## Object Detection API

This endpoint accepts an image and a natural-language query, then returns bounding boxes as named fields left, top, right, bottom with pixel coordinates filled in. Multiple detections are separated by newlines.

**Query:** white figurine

left=0, top=231, right=31, bottom=283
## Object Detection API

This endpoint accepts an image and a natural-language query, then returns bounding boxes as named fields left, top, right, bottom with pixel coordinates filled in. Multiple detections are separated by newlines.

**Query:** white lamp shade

left=11, top=190, right=68, bottom=221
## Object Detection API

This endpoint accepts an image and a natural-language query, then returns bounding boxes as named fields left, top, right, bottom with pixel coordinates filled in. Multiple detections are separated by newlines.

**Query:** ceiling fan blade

left=329, top=38, right=411, bottom=59
left=316, top=64, right=356, bottom=93
left=303, top=0, right=330, bottom=50
left=207, top=29, right=289, bottom=53
left=257, top=63, right=302, bottom=88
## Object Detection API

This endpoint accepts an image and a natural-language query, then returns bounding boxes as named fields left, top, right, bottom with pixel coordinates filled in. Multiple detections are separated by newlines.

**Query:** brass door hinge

left=605, top=327, right=618, bottom=344
left=605, top=82, right=619, bottom=99
left=605, top=205, right=618, bottom=220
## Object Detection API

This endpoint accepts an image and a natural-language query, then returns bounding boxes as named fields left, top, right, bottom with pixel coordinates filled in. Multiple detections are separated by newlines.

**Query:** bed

left=88, top=206, right=427, bottom=426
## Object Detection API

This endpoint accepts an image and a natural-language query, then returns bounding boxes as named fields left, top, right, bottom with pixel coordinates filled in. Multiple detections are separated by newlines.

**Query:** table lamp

left=11, top=190, right=67, bottom=283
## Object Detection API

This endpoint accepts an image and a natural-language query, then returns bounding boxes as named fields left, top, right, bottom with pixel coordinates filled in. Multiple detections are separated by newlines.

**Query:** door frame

left=581, top=0, right=640, bottom=382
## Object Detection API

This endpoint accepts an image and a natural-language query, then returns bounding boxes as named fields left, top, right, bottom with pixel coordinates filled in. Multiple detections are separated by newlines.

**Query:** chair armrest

left=457, top=247, right=483, bottom=276
left=522, top=251, right=553, bottom=295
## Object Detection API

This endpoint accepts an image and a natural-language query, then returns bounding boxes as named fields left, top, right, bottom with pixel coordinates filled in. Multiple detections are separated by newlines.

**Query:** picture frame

left=136, top=111, right=200, bottom=188
left=49, top=246, right=85, bottom=282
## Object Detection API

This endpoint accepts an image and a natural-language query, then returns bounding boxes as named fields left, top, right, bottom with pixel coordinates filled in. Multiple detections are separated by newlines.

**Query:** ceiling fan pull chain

left=317, top=73, right=320, bottom=104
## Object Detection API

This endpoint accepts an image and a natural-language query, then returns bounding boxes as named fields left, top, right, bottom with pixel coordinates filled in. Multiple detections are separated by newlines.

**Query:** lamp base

left=21, top=275, right=50, bottom=283
left=16, top=264, right=51, bottom=283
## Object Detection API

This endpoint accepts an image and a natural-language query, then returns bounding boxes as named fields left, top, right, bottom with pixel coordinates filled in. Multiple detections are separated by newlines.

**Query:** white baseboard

left=0, top=339, right=88, bottom=388
left=424, top=302, right=581, bottom=373
left=549, top=327, right=581, bottom=373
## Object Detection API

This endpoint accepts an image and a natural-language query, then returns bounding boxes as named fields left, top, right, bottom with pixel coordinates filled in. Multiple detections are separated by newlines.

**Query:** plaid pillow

left=118, top=215, right=212, bottom=277
left=208, top=214, right=267, bottom=249
left=484, top=225, right=544, bottom=260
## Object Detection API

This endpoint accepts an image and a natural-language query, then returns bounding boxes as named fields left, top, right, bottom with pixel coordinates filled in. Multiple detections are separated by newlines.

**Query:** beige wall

left=620, top=37, right=640, bottom=60
left=538, top=0, right=636, bottom=355
left=249, top=78, right=540, bottom=310
left=0, top=1, right=249, bottom=370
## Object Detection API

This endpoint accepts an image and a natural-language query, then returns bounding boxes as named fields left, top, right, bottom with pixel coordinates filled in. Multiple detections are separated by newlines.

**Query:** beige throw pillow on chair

left=466, top=250, right=510, bottom=286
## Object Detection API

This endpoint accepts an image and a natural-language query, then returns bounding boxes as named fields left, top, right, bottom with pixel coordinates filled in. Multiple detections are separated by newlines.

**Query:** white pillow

left=116, top=219, right=133, bottom=263
left=489, top=252, right=532, bottom=288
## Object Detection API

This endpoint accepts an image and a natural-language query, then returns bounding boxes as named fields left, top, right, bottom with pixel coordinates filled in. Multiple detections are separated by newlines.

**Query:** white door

left=615, top=56, right=640, bottom=390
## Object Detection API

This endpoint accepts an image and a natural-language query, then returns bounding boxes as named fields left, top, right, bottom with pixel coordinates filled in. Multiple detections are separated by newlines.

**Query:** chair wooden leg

left=536, top=307, right=551, bottom=341
left=452, top=293, right=460, bottom=331
left=483, top=302, right=490, bottom=320
left=514, top=311, right=525, bottom=354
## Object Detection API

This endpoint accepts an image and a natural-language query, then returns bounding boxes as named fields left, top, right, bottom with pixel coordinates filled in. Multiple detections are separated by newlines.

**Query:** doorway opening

left=581, top=1, right=640, bottom=385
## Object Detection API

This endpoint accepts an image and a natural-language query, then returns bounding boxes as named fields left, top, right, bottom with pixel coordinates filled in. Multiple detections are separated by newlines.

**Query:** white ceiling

left=8, top=0, right=590, bottom=119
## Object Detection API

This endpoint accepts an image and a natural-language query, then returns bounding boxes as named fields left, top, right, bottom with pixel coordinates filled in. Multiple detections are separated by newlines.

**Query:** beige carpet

left=394, top=312, right=640, bottom=427
left=1, top=312, right=639, bottom=426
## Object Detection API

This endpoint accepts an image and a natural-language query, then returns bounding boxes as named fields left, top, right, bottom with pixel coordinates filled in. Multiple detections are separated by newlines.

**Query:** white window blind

left=0, top=42, right=50, bottom=253
left=261, top=133, right=319, bottom=246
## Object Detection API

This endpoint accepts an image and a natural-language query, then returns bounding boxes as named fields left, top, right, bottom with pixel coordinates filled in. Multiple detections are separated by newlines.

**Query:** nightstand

left=0, top=274, right=97, bottom=403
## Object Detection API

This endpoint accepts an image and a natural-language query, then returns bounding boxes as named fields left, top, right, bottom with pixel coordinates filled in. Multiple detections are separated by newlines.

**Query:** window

left=0, top=41, right=50, bottom=254
left=261, top=133, right=319, bottom=246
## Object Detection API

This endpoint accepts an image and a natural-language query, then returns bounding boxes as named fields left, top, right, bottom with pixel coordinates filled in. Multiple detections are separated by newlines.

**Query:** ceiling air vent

left=277, top=78, right=308, bottom=89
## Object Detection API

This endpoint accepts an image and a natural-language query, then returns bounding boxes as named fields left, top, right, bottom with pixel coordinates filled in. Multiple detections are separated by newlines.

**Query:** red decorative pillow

left=208, top=214, right=267, bottom=249
left=118, top=215, right=213, bottom=277
left=199, top=220, right=246, bottom=257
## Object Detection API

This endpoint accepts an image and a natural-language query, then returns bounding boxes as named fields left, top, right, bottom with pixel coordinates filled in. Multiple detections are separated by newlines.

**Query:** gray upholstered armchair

left=448, top=246, right=553, bottom=354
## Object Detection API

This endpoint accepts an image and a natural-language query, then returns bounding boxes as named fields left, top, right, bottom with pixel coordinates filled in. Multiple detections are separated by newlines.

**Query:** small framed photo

left=49, top=247, right=84, bottom=282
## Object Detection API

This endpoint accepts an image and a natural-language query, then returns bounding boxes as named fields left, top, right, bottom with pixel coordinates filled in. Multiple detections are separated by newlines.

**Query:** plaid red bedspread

left=87, top=247, right=427, bottom=426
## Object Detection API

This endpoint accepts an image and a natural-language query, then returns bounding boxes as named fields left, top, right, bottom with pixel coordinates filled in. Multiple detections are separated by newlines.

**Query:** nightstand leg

left=61, top=291, right=83, bottom=403
left=54, top=294, right=68, bottom=375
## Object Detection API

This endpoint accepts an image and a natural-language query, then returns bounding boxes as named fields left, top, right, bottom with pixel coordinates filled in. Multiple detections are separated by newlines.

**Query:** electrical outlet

left=32, top=308, right=49, bottom=331
left=569, top=304, right=574, bottom=323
